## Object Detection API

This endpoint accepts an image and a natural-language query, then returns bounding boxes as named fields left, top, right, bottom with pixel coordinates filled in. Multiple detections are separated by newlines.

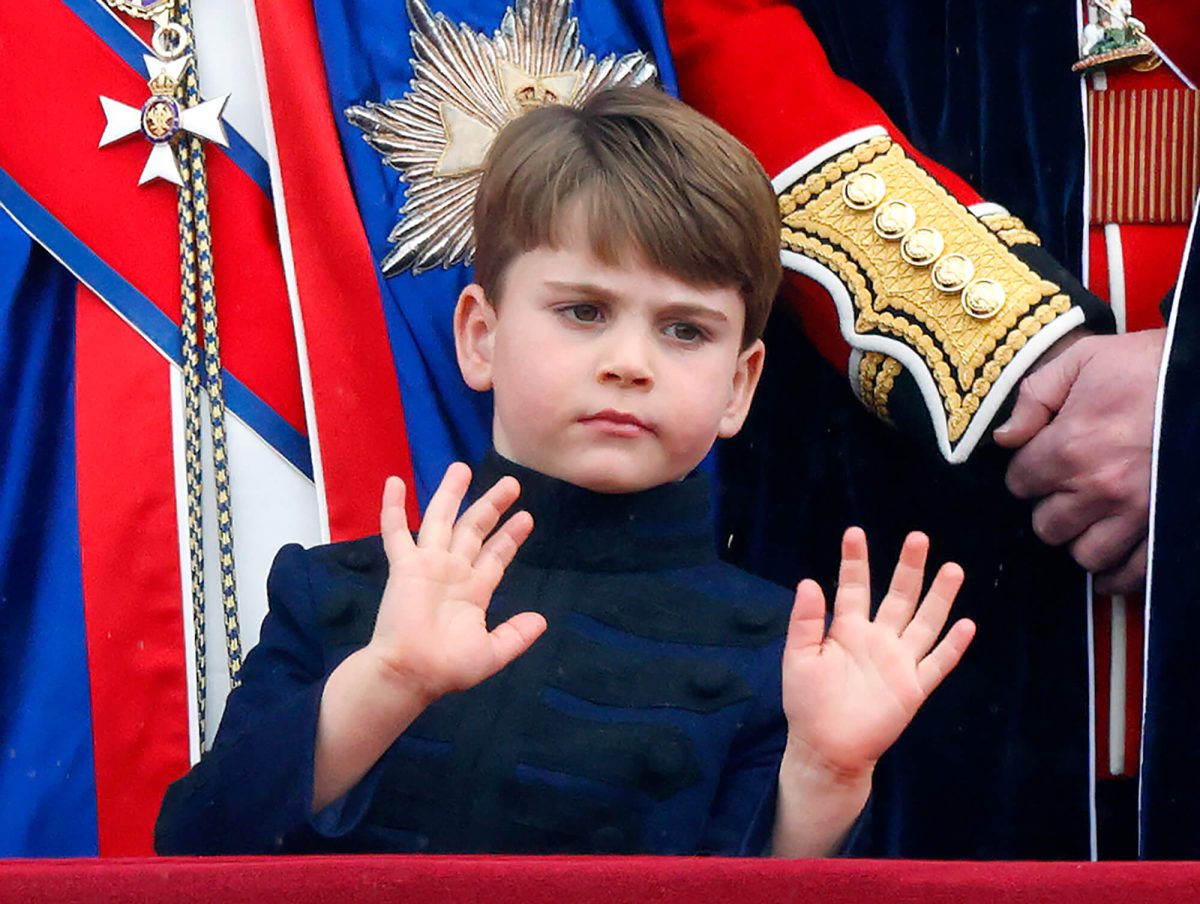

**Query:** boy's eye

left=560, top=303, right=603, bottom=323
left=664, top=322, right=705, bottom=343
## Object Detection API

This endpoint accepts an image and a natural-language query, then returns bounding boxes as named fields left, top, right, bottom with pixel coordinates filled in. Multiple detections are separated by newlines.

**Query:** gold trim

left=1092, top=91, right=1100, bottom=222
left=1136, top=84, right=1147, bottom=222
left=858, top=351, right=881, bottom=405
left=1113, top=88, right=1123, bottom=220
left=978, top=212, right=1042, bottom=247
left=858, top=352, right=903, bottom=422
left=1152, top=89, right=1162, bottom=220
left=1185, top=91, right=1195, bottom=211
left=1072, top=38, right=1156, bottom=73
left=874, top=356, right=903, bottom=421
left=1187, top=92, right=1194, bottom=217
left=779, top=138, right=1073, bottom=444
left=1107, top=89, right=1116, bottom=223
left=1170, top=89, right=1179, bottom=223
left=1089, top=87, right=1199, bottom=225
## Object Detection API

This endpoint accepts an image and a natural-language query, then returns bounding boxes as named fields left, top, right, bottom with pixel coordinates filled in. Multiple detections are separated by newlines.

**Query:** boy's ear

left=454, top=283, right=498, bottom=391
left=717, top=339, right=765, bottom=439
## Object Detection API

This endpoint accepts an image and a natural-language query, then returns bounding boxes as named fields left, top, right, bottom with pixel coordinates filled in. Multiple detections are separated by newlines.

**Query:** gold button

left=841, top=171, right=886, bottom=210
left=873, top=200, right=916, bottom=240
left=961, top=278, right=1007, bottom=319
left=900, top=227, right=944, bottom=266
left=931, top=253, right=975, bottom=292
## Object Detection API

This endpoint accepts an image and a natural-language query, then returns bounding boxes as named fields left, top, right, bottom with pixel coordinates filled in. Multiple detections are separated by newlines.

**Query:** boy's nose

left=597, top=335, right=654, bottom=388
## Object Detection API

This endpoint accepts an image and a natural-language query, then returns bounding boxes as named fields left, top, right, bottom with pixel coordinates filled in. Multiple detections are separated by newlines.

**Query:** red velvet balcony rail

left=2, top=856, right=1200, bottom=903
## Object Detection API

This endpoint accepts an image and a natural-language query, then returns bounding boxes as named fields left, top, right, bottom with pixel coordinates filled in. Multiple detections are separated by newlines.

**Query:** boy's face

left=455, top=215, right=765, bottom=494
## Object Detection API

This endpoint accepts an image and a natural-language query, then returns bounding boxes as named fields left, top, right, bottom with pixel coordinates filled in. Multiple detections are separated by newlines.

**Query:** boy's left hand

left=781, top=528, right=975, bottom=785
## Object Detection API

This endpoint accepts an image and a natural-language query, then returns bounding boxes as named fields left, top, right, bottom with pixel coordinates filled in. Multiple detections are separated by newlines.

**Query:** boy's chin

left=499, top=441, right=702, bottom=494
left=545, top=456, right=690, bottom=495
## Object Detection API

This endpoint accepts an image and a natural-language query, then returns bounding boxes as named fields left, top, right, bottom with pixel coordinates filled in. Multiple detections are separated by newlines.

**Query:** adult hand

left=993, top=329, right=1165, bottom=594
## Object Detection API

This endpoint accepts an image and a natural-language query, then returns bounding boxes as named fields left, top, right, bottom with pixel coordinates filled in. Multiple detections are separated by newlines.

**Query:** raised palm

left=368, top=463, right=546, bottom=703
left=782, top=528, right=975, bottom=776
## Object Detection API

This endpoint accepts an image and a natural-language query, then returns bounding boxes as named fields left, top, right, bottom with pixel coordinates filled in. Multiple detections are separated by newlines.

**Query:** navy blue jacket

left=156, top=453, right=793, bottom=855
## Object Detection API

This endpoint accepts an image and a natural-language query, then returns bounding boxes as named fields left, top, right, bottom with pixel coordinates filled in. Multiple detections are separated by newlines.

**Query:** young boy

left=156, top=87, right=973, bottom=857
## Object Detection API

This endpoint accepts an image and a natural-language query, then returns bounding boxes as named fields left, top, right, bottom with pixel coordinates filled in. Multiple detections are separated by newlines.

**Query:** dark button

left=731, top=605, right=775, bottom=634
left=336, top=544, right=380, bottom=573
left=688, top=662, right=730, bottom=699
left=645, top=741, right=687, bottom=780
left=591, top=825, right=626, bottom=853
left=318, top=587, right=361, bottom=627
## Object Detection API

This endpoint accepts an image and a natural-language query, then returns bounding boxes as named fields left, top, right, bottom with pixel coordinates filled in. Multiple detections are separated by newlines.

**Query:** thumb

left=785, top=580, right=828, bottom=656
left=993, top=347, right=1084, bottom=448
left=486, top=611, right=547, bottom=674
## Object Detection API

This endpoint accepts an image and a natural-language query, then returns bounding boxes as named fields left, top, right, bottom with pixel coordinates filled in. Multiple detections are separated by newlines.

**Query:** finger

left=1075, top=509, right=1147, bottom=571
left=448, top=476, right=522, bottom=560
left=380, top=476, right=416, bottom=564
left=875, top=532, right=929, bottom=632
left=472, top=510, right=535, bottom=601
left=833, top=527, right=871, bottom=621
left=486, top=611, right=548, bottom=674
left=1004, top=413, right=1087, bottom=499
left=916, top=618, right=976, bottom=698
left=785, top=580, right=828, bottom=655
left=1070, top=514, right=1148, bottom=575
left=1093, top=540, right=1149, bottom=596
left=1030, top=489, right=1112, bottom=547
left=417, top=462, right=472, bottom=549
left=993, top=350, right=1083, bottom=448
left=901, top=562, right=965, bottom=658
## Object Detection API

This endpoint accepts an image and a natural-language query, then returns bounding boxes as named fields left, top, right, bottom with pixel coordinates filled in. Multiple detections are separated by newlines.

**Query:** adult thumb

left=993, top=346, right=1084, bottom=448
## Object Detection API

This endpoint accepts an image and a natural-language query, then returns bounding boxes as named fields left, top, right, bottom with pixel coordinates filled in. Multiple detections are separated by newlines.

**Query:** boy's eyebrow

left=545, top=281, right=730, bottom=321
left=545, top=280, right=620, bottom=301
left=658, top=302, right=729, bottom=323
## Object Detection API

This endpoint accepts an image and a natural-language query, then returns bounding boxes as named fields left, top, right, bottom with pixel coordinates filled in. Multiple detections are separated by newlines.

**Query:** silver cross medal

left=98, top=12, right=230, bottom=186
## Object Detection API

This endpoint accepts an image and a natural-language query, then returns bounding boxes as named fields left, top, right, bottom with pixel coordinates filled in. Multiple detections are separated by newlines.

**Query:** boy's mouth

left=579, top=409, right=654, bottom=436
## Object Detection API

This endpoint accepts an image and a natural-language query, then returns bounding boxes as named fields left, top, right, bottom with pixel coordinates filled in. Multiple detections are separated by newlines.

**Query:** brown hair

left=472, top=86, right=781, bottom=346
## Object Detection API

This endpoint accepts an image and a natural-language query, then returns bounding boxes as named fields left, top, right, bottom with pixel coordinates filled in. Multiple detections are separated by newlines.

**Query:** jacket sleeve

left=696, top=632, right=788, bottom=856
left=664, top=0, right=1114, bottom=462
left=154, top=543, right=382, bottom=854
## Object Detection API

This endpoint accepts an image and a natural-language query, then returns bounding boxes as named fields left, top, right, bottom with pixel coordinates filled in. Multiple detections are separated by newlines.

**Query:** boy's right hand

left=367, top=463, right=546, bottom=704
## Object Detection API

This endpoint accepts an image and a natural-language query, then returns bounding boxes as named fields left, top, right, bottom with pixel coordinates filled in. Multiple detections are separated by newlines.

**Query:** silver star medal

left=103, top=0, right=175, bottom=19
left=98, top=21, right=230, bottom=186
left=346, top=0, right=657, bottom=275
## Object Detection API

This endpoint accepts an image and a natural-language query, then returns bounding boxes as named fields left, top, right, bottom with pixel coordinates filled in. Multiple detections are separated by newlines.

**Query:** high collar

left=470, top=450, right=718, bottom=572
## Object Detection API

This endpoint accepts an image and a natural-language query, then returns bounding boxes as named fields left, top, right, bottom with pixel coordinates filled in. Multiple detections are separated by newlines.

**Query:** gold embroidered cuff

left=857, top=351, right=904, bottom=423
left=778, top=135, right=1082, bottom=461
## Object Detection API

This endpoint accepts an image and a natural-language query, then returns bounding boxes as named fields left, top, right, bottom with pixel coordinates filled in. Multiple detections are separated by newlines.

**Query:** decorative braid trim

left=779, top=137, right=1072, bottom=443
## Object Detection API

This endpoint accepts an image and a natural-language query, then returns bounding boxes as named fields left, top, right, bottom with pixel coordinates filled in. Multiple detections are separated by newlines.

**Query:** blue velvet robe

left=720, top=1, right=1096, bottom=860
left=1141, top=214, right=1200, bottom=859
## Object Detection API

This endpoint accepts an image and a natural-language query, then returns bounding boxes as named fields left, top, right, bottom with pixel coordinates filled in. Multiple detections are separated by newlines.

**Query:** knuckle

left=1006, top=460, right=1033, bottom=499
left=1071, top=537, right=1110, bottom=574
left=1055, top=424, right=1093, bottom=474
left=1089, top=465, right=1127, bottom=507
left=1031, top=505, right=1067, bottom=546
left=1016, top=375, right=1043, bottom=408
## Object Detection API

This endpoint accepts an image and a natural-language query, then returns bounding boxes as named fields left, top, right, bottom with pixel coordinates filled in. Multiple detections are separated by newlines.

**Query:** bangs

left=472, top=88, right=781, bottom=345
